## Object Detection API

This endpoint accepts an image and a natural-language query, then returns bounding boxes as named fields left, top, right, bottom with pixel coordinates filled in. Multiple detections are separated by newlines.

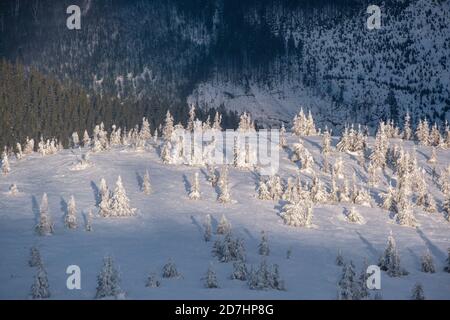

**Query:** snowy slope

left=0, top=136, right=449, bottom=300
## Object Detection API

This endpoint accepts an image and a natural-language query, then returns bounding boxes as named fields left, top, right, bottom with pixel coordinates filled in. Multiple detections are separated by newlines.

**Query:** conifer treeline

left=0, top=60, right=239, bottom=148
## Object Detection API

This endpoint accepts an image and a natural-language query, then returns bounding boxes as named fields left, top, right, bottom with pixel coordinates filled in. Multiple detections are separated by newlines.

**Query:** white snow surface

left=0, top=136, right=449, bottom=299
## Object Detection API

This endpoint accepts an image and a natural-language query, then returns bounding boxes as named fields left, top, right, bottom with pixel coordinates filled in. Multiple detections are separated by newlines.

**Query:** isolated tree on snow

left=30, top=265, right=50, bottom=299
left=85, top=209, right=93, bottom=232
left=95, top=256, right=122, bottom=299
left=403, top=112, right=412, bottom=140
left=427, top=147, right=437, bottom=164
left=423, top=194, right=437, bottom=214
left=36, top=193, right=53, bottom=236
left=1, top=150, right=10, bottom=175
left=258, top=231, right=270, bottom=256
left=337, top=261, right=360, bottom=300
left=29, top=247, right=42, bottom=267
left=336, top=250, right=345, bottom=266
left=258, top=179, right=271, bottom=200
left=140, top=117, right=152, bottom=140
left=189, top=172, right=201, bottom=200
left=346, top=206, right=363, bottom=224
left=65, top=195, right=77, bottom=229
left=322, top=127, right=332, bottom=155
left=378, top=232, right=407, bottom=277
left=216, top=214, right=231, bottom=235
left=98, top=178, right=111, bottom=217
left=109, top=176, right=136, bottom=217
left=416, top=119, right=430, bottom=146
left=203, top=263, right=219, bottom=288
left=218, top=179, right=232, bottom=204
left=16, top=143, right=23, bottom=160
left=420, top=250, right=435, bottom=273
left=279, top=124, right=287, bottom=148
left=333, top=157, right=344, bottom=179
left=142, top=170, right=152, bottom=195
left=203, top=214, right=212, bottom=242
left=146, top=272, right=161, bottom=288
left=411, top=283, right=425, bottom=300
left=162, top=259, right=180, bottom=278
left=8, top=183, right=18, bottom=196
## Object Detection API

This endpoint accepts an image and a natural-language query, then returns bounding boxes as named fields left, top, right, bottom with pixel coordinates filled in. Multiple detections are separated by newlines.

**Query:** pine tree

left=218, top=179, right=232, bottom=204
left=1, top=150, right=10, bottom=175
left=420, top=250, right=435, bottom=273
left=36, top=193, right=53, bottom=236
left=337, top=261, right=359, bottom=300
left=71, top=132, right=80, bottom=148
left=203, top=214, right=212, bottom=242
left=95, top=256, right=122, bottom=299
left=189, top=172, right=201, bottom=200
left=82, top=130, right=91, bottom=147
left=333, top=157, right=344, bottom=179
left=258, top=179, right=271, bottom=200
left=279, top=124, right=287, bottom=148
left=346, top=206, right=363, bottom=224
left=85, top=209, right=93, bottom=231
left=378, top=232, right=407, bottom=277
left=203, top=263, right=219, bottom=288
left=216, top=214, right=231, bottom=235
left=98, top=178, right=111, bottom=217
left=411, top=283, right=425, bottom=300
left=281, top=199, right=313, bottom=227
left=65, top=195, right=77, bottom=229
left=162, top=259, right=180, bottom=278
left=427, top=147, right=437, bottom=164
left=146, top=272, right=161, bottom=288
left=358, top=258, right=369, bottom=299
left=231, top=261, right=248, bottom=281
left=403, top=112, right=412, bottom=140
left=30, top=265, right=50, bottom=299
left=187, top=105, right=196, bottom=132
left=258, top=231, right=270, bottom=256
left=109, top=176, right=136, bottom=217
left=162, top=110, right=174, bottom=141
left=336, top=250, right=345, bottom=266
left=16, top=143, right=23, bottom=160
left=142, top=170, right=152, bottom=195
left=322, top=127, right=332, bottom=155
left=213, top=111, right=222, bottom=131
left=423, top=194, right=437, bottom=214
left=140, top=117, right=152, bottom=140
left=416, top=119, right=430, bottom=146
left=29, top=247, right=42, bottom=267
left=395, top=187, right=416, bottom=227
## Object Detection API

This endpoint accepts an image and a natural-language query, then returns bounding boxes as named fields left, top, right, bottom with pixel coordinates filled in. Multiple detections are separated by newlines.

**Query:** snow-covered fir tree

left=416, top=119, right=430, bottom=146
left=29, top=247, right=42, bottom=267
left=203, top=214, right=212, bottom=242
left=108, top=176, right=136, bottom=217
left=379, top=182, right=396, bottom=212
left=411, top=283, right=425, bottom=300
left=1, top=150, right=10, bottom=175
left=109, top=125, right=121, bottom=146
left=212, top=233, right=246, bottom=263
left=162, top=110, right=174, bottom=141
left=142, top=170, right=152, bottom=195
left=370, top=125, right=389, bottom=169
left=279, top=124, right=287, bottom=148
left=82, top=130, right=91, bottom=147
left=231, top=261, right=248, bottom=281
left=420, top=250, right=435, bottom=273
left=64, top=195, right=77, bottom=229
left=146, top=272, right=161, bottom=288
left=35, top=193, right=53, bottom=236
left=203, top=263, right=219, bottom=288
left=160, top=140, right=172, bottom=164
left=189, top=172, right=201, bottom=200
left=216, top=214, right=231, bottom=235
left=403, top=112, right=412, bottom=140
left=95, top=256, right=122, bottom=299
left=358, top=258, right=370, bottom=299
left=395, top=187, right=417, bottom=227
left=258, top=231, right=270, bottom=256
left=346, top=206, right=363, bottom=224
left=378, top=232, right=408, bottom=277
left=85, top=209, right=93, bottom=232
left=140, top=117, right=152, bottom=140
left=268, top=175, right=283, bottom=200
left=258, top=178, right=271, bottom=200
left=292, top=108, right=317, bottom=136
left=423, top=194, right=437, bottom=214
left=291, top=139, right=314, bottom=171
left=333, top=156, right=344, bottom=179
left=322, top=127, right=332, bottom=155
left=206, top=165, right=217, bottom=187
left=429, top=123, right=441, bottom=146
left=213, top=111, right=222, bottom=131
left=71, top=132, right=80, bottom=148
left=281, top=198, right=313, bottom=228
left=162, top=259, right=180, bottom=278
left=247, top=260, right=285, bottom=291
left=23, top=137, right=34, bottom=154
left=218, top=177, right=232, bottom=204
left=98, top=178, right=111, bottom=217
left=16, top=143, right=23, bottom=160
left=30, top=265, right=50, bottom=299
left=339, top=178, right=351, bottom=203
left=310, top=175, right=328, bottom=204
left=427, top=147, right=437, bottom=165
left=336, top=250, right=345, bottom=266
left=337, top=261, right=360, bottom=300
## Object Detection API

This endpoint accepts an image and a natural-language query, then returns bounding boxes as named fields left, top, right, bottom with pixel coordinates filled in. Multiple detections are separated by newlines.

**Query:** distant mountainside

left=1, top=0, right=449, bottom=131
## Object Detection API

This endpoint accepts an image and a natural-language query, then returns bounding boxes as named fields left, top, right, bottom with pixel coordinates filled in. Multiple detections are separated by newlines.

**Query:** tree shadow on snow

left=355, top=231, right=380, bottom=259
left=31, top=195, right=40, bottom=225
left=135, top=171, right=143, bottom=190
left=182, top=174, right=191, bottom=194
left=60, top=197, right=68, bottom=225
left=190, top=215, right=203, bottom=238
left=90, top=181, right=100, bottom=205
left=415, top=227, right=447, bottom=262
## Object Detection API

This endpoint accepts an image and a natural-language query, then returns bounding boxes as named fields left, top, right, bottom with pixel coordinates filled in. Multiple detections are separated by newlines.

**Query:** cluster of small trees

left=292, top=108, right=317, bottom=136
left=98, top=176, right=136, bottom=217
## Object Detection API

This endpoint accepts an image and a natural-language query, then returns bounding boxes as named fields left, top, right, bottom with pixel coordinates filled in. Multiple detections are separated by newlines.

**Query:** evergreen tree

left=189, top=172, right=201, bottom=200
left=358, top=258, right=370, bottom=299
left=420, top=250, right=435, bottom=273
left=30, top=265, right=50, bottom=299
left=216, top=214, right=231, bottom=235
left=35, top=193, right=53, bottom=236
left=95, top=256, right=122, bottom=299
left=162, top=259, right=180, bottom=278
left=258, top=179, right=271, bottom=200
left=85, top=209, right=94, bottom=232
left=258, top=231, right=270, bottom=256
left=140, top=117, right=152, bottom=140
left=411, top=283, right=425, bottom=300
left=82, top=130, right=91, bottom=147
left=98, top=178, right=111, bottom=217
left=231, top=261, right=248, bottom=281
left=1, top=150, right=10, bottom=175
left=403, top=112, right=412, bottom=140
left=162, top=110, right=174, bottom=141
left=378, top=232, right=408, bottom=277
left=29, top=247, right=42, bottom=267
left=203, top=263, right=219, bottom=288
left=281, top=199, right=313, bottom=227
left=65, top=195, right=77, bottom=229
left=146, top=272, right=161, bottom=288
left=337, top=261, right=360, bottom=300
left=142, top=170, right=152, bottom=195
left=346, top=206, right=363, bottom=224
left=109, top=176, right=136, bottom=217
